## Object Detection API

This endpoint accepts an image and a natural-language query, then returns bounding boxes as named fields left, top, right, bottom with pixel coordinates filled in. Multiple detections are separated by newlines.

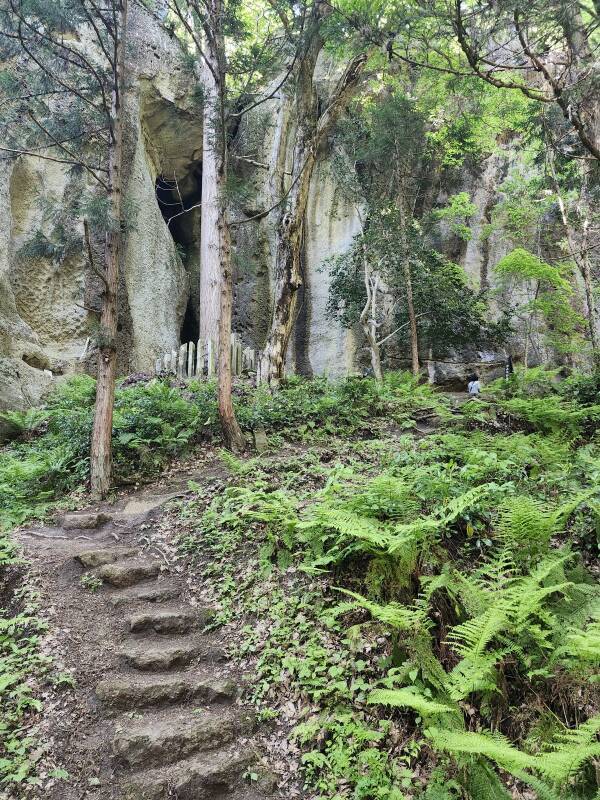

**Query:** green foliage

left=0, top=409, right=49, bottom=438
left=329, top=89, right=505, bottom=365
left=0, top=547, right=52, bottom=786
left=426, top=719, right=600, bottom=796
left=495, top=249, right=571, bottom=291
left=326, top=211, right=501, bottom=359
left=173, top=369, right=600, bottom=800
left=237, top=372, right=448, bottom=438
left=79, top=573, right=103, bottom=592
left=560, top=370, right=600, bottom=406
left=494, top=250, right=586, bottom=356
left=1, top=372, right=447, bottom=532
left=432, top=193, right=478, bottom=241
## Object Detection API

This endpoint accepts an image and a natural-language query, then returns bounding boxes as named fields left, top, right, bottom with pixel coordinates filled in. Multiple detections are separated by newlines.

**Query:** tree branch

left=28, top=112, right=109, bottom=189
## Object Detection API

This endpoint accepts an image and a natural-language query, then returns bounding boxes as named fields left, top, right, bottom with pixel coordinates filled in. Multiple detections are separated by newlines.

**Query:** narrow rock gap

left=155, top=167, right=202, bottom=344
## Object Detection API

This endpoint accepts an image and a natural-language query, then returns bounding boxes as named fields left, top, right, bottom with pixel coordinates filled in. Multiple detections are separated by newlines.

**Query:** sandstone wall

left=0, top=7, right=577, bottom=411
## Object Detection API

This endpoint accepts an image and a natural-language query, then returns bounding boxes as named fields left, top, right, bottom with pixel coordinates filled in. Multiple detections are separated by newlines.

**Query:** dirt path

left=16, top=463, right=274, bottom=800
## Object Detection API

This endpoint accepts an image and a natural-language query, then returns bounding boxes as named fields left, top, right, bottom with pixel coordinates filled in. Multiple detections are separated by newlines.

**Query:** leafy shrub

left=487, top=367, right=562, bottom=400
left=0, top=543, right=51, bottom=786
left=175, top=376, right=600, bottom=800
left=560, top=370, right=600, bottom=406
left=112, top=381, right=202, bottom=478
left=497, top=396, right=600, bottom=437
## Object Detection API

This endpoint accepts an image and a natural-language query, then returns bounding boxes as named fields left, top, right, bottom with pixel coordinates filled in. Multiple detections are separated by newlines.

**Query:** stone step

left=76, top=548, right=137, bottom=569
left=96, top=671, right=237, bottom=710
left=96, top=559, right=160, bottom=588
left=113, top=707, right=255, bottom=768
left=62, top=512, right=112, bottom=530
left=121, top=744, right=257, bottom=800
left=109, top=582, right=181, bottom=607
left=118, top=636, right=203, bottom=671
left=126, top=606, right=214, bottom=635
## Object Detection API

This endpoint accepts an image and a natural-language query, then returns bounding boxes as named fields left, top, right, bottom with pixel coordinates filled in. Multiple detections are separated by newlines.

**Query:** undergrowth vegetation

left=2, top=367, right=600, bottom=797
left=0, top=535, right=53, bottom=787
left=0, top=372, right=445, bottom=531
left=174, top=367, right=600, bottom=800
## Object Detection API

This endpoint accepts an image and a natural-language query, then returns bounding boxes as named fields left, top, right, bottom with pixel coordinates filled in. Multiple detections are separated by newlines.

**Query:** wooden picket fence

left=154, top=334, right=260, bottom=380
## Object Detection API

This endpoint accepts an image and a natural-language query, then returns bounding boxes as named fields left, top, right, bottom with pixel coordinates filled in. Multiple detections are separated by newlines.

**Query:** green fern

left=367, top=687, right=457, bottom=717
left=336, top=589, right=428, bottom=632
left=555, top=610, right=600, bottom=675
left=426, top=718, right=600, bottom=791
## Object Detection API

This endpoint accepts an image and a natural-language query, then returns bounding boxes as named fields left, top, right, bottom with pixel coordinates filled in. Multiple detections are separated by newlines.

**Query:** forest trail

left=16, top=462, right=274, bottom=800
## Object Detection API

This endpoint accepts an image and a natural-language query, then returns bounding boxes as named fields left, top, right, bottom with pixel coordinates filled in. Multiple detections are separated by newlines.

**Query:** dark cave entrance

left=155, top=167, right=202, bottom=344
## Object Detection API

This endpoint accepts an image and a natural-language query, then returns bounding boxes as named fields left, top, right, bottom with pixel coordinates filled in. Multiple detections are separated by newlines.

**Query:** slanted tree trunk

left=199, top=47, right=221, bottom=342
left=359, top=241, right=383, bottom=382
left=547, top=150, right=598, bottom=354
left=261, top=27, right=368, bottom=386
left=90, top=0, right=127, bottom=498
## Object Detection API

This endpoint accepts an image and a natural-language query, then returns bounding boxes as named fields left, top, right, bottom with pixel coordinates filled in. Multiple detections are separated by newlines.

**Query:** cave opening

left=155, top=165, right=202, bottom=344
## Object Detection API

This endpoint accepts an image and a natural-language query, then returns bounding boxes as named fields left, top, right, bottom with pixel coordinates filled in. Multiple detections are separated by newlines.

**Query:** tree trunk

left=261, top=150, right=316, bottom=387
left=364, top=322, right=383, bottom=382
left=217, top=195, right=246, bottom=450
left=579, top=232, right=598, bottom=357
left=359, top=242, right=383, bottom=382
left=397, top=200, right=419, bottom=377
left=547, top=150, right=598, bottom=354
left=199, top=46, right=221, bottom=342
left=90, top=0, right=127, bottom=498
left=261, top=31, right=368, bottom=386
left=203, top=1, right=246, bottom=450
left=403, top=259, right=420, bottom=376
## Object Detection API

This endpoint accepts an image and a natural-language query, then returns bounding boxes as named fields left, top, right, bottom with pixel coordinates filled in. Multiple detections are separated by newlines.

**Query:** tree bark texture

left=90, top=0, right=127, bottom=498
left=199, top=45, right=221, bottom=341
left=261, top=16, right=368, bottom=386
left=203, top=0, right=246, bottom=450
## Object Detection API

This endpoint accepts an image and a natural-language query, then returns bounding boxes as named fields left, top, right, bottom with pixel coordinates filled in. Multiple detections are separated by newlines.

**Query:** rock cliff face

left=0, top=6, right=560, bottom=411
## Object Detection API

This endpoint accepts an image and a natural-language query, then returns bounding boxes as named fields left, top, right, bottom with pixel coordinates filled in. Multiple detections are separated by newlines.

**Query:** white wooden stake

left=207, top=339, right=215, bottom=377
left=178, top=344, right=186, bottom=378
left=187, top=341, right=196, bottom=378
left=231, top=333, right=237, bottom=376
left=196, top=339, right=204, bottom=376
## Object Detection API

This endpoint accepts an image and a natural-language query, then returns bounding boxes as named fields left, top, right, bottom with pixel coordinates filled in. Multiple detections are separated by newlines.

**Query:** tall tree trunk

left=547, top=150, right=598, bottom=354
left=261, top=147, right=317, bottom=386
left=199, top=47, right=221, bottom=342
left=90, top=0, right=127, bottom=498
left=403, top=259, right=419, bottom=376
left=261, top=34, right=368, bottom=387
left=217, top=190, right=245, bottom=450
left=359, top=241, right=383, bottom=382
left=204, top=0, right=246, bottom=450
left=397, top=200, right=419, bottom=376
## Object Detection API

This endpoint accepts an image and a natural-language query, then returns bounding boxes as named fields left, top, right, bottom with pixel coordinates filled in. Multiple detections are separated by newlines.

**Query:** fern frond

left=557, top=611, right=600, bottom=668
left=446, top=650, right=509, bottom=701
left=336, top=589, right=428, bottom=632
left=302, top=508, right=397, bottom=552
left=446, top=605, right=510, bottom=658
left=387, top=485, right=495, bottom=555
left=426, top=727, right=536, bottom=773
left=368, top=687, right=457, bottom=717
left=427, top=719, right=600, bottom=790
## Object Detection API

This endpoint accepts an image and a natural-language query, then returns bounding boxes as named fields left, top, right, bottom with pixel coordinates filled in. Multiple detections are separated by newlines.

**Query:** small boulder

left=62, top=512, right=112, bottom=530
left=76, top=548, right=136, bottom=569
